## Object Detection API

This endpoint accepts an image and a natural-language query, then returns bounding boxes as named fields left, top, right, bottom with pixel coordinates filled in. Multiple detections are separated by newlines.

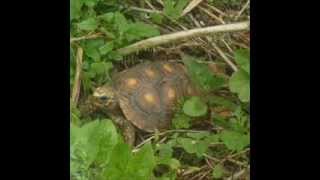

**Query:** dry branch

left=117, top=21, right=249, bottom=56
left=71, top=47, right=83, bottom=106
left=181, top=0, right=204, bottom=16
left=70, top=33, right=103, bottom=43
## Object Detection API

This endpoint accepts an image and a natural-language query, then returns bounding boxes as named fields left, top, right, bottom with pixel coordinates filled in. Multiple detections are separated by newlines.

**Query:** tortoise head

left=92, top=85, right=118, bottom=111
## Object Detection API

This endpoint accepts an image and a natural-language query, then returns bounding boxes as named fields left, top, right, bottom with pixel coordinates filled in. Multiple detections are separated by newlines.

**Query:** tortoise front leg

left=110, top=115, right=136, bottom=147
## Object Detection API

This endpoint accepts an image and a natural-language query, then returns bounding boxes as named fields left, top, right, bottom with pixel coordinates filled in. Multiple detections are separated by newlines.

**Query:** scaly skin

left=109, top=114, right=136, bottom=147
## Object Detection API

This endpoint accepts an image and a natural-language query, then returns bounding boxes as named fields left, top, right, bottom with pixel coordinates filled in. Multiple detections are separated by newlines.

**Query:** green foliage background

left=70, top=0, right=250, bottom=179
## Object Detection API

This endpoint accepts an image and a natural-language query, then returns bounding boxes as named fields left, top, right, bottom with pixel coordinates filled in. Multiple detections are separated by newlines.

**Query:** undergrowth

left=70, top=0, right=250, bottom=179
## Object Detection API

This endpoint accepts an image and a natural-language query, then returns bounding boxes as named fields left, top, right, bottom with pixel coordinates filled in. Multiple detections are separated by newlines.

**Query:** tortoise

left=90, top=61, right=199, bottom=145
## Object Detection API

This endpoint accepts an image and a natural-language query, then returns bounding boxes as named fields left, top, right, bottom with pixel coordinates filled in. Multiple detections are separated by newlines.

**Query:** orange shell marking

left=126, top=78, right=138, bottom=88
left=163, top=64, right=173, bottom=73
left=167, top=88, right=176, bottom=99
left=144, top=93, right=156, bottom=103
left=145, top=69, right=155, bottom=77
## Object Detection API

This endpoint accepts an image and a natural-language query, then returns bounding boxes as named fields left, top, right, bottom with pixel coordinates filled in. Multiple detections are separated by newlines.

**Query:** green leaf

left=99, top=12, right=114, bottom=22
left=90, top=62, right=113, bottom=77
left=92, top=120, right=119, bottom=164
left=183, top=96, right=208, bottom=117
left=177, top=137, right=197, bottom=154
left=83, top=0, right=100, bottom=7
left=108, top=51, right=123, bottom=61
left=126, top=22, right=160, bottom=42
left=183, top=56, right=226, bottom=91
left=70, top=119, right=120, bottom=180
left=234, top=49, right=250, bottom=74
left=84, top=39, right=104, bottom=61
left=103, top=143, right=156, bottom=180
left=177, top=137, right=208, bottom=157
left=229, top=69, right=250, bottom=102
left=128, top=143, right=156, bottom=179
left=114, top=12, right=129, bottom=34
left=220, top=130, right=249, bottom=152
left=70, top=0, right=83, bottom=21
left=172, top=113, right=192, bottom=129
left=156, top=143, right=173, bottom=160
left=78, top=18, right=98, bottom=31
left=99, top=42, right=114, bottom=55
left=103, top=142, right=131, bottom=180
left=212, top=164, right=225, bottom=179
left=163, top=0, right=189, bottom=19
left=150, top=13, right=164, bottom=24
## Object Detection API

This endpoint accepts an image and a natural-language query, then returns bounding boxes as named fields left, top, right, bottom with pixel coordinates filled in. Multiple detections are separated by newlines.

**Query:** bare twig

left=70, top=32, right=103, bottom=43
left=181, top=0, right=204, bottom=16
left=221, top=39, right=234, bottom=54
left=211, top=42, right=238, bottom=71
left=226, top=167, right=249, bottom=180
left=198, top=6, right=225, bottom=24
left=201, top=4, right=227, bottom=17
left=203, top=153, right=220, bottom=162
left=235, top=0, right=250, bottom=20
left=132, top=129, right=211, bottom=152
left=117, top=21, right=249, bottom=56
left=144, top=0, right=157, bottom=10
left=129, top=6, right=161, bottom=14
left=71, top=47, right=83, bottom=106
left=189, top=14, right=238, bottom=72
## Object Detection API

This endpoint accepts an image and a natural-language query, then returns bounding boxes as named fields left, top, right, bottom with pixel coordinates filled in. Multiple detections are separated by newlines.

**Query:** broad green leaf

left=99, top=12, right=114, bottom=22
left=212, top=164, right=225, bottom=179
left=177, top=137, right=208, bottom=157
left=220, top=130, right=249, bottom=152
left=103, top=142, right=131, bottom=180
left=83, top=0, right=100, bottom=7
left=183, top=96, right=208, bottom=117
left=91, top=62, right=106, bottom=75
left=107, top=51, right=123, bottom=61
left=70, top=0, right=83, bottom=21
left=90, top=62, right=113, bottom=77
left=177, top=137, right=197, bottom=154
left=114, top=12, right=129, bottom=34
left=229, top=69, right=250, bottom=102
left=92, top=120, right=119, bottom=164
left=103, top=142, right=156, bottom=180
left=157, top=157, right=181, bottom=170
left=172, top=113, right=192, bottom=129
left=183, top=56, right=226, bottom=91
left=156, top=143, right=173, bottom=160
left=78, top=18, right=98, bottom=31
left=126, top=22, right=160, bottom=42
left=99, top=42, right=114, bottom=55
left=128, top=143, right=156, bottom=179
left=234, top=49, right=250, bottom=74
left=84, top=39, right=104, bottom=61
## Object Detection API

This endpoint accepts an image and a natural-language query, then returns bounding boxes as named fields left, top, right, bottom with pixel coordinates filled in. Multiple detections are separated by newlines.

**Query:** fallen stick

left=117, top=21, right=249, bottom=56
left=71, top=47, right=83, bottom=106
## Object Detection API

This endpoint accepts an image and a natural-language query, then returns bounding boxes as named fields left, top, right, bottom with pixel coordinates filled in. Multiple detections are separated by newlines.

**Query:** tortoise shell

left=112, top=61, right=198, bottom=132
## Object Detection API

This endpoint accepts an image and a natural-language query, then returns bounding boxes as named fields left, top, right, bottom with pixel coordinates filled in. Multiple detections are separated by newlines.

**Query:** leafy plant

left=70, top=0, right=250, bottom=179
left=229, top=49, right=250, bottom=102
left=71, top=120, right=157, bottom=180
left=183, top=96, right=208, bottom=117
left=183, top=56, right=226, bottom=92
left=163, top=0, right=189, bottom=20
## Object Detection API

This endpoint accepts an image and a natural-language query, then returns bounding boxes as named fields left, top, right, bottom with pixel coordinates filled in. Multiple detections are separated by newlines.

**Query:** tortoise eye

left=99, top=96, right=108, bottom=101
